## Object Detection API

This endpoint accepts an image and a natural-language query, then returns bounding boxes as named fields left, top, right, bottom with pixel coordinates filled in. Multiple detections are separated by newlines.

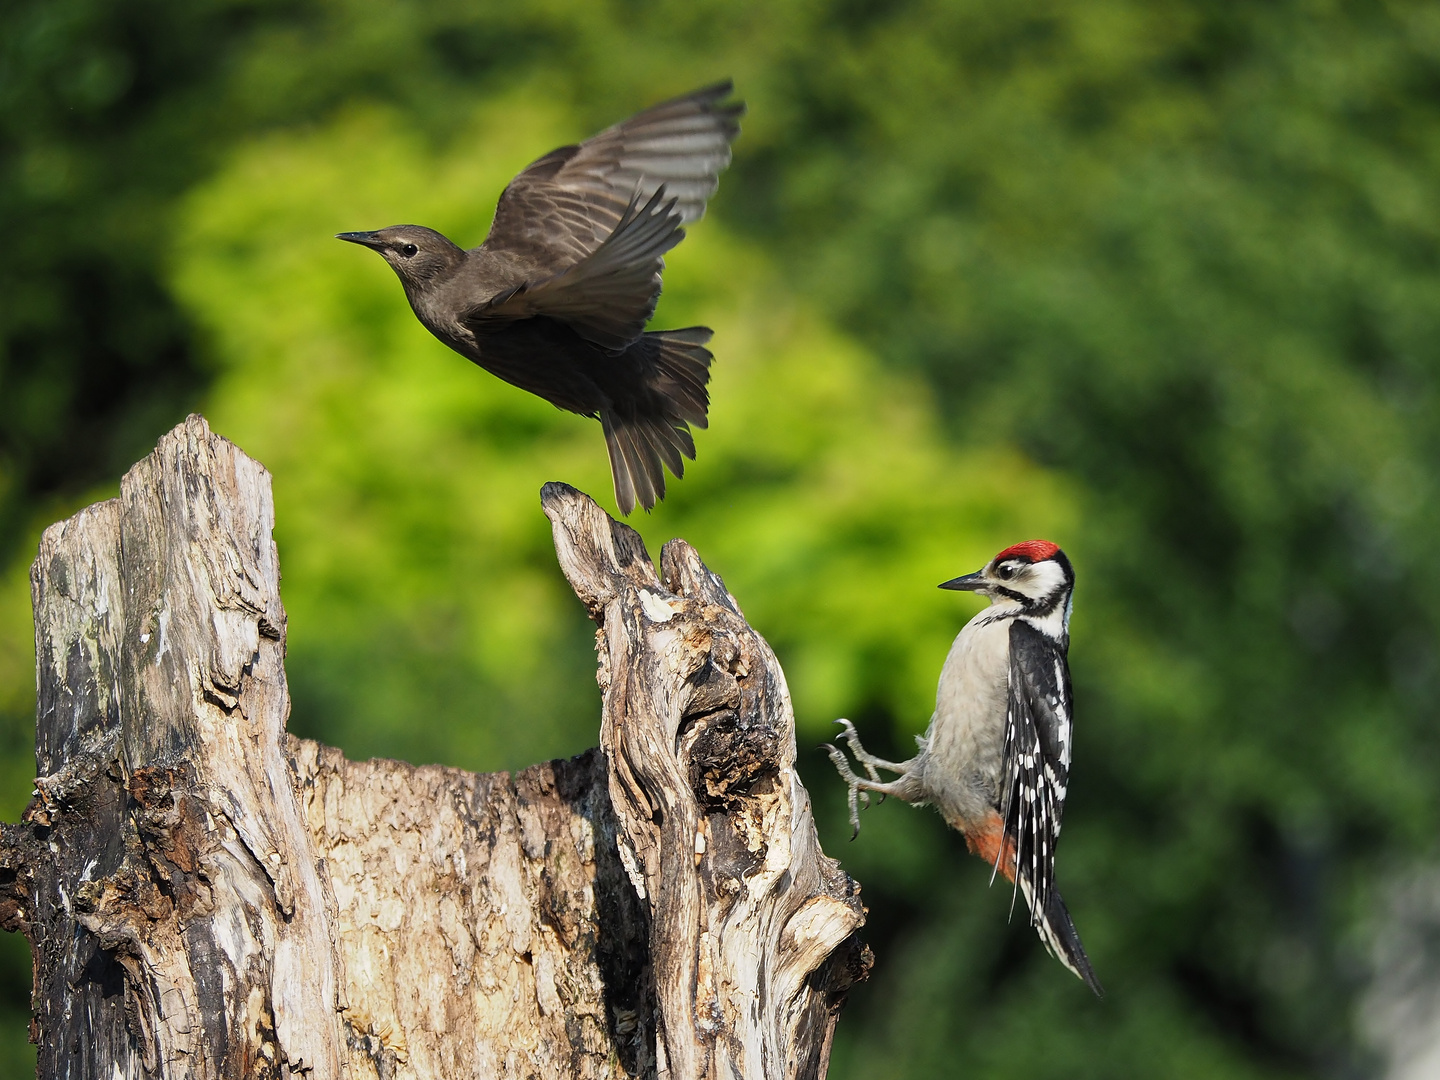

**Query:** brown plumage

left=337, top=82, right=743, bottom=513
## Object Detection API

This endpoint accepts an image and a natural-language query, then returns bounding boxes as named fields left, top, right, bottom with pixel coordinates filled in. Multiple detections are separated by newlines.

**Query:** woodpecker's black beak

left=939, top=570, right=987, bottom=592
left=336, top=231, right=388, bottom=251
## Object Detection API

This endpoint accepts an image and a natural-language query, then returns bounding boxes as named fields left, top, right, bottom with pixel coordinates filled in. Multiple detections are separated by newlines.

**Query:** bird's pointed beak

left=939, top=570, right=987, bottom=592
left=336, top=231, right=387, bottom=251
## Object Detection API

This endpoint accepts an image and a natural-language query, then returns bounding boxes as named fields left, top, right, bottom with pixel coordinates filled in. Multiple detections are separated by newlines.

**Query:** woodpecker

left=827, top=539, right=1102, bottom=995
left=337, top=82, right=743, bottom=515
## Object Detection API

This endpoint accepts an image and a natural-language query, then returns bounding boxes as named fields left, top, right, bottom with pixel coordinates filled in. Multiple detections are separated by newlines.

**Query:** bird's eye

left=399, top=243, right=419, bottom=258
left=996, top=563, right=1015, bottom=580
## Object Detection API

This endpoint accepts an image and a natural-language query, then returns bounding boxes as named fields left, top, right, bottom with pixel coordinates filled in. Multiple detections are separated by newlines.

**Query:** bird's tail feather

left=602, top=327, right=713, bottom=514
left=642, top=326, right=712, bottom=429
left=1018, top=875, right=1104, bottom=997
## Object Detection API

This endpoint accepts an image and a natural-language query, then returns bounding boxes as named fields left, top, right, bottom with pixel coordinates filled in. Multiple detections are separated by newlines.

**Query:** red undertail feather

left=965, top=813, right=1018, bottom=882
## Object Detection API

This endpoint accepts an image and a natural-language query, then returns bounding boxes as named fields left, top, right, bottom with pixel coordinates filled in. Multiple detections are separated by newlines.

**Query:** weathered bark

left=13, top=414, right=345, bottom=1080
left=0, top=415, right=866, bottom=1079
left=291, top=743, right=656, bottom=1079
left=541, top=484, right=869, bottom=1080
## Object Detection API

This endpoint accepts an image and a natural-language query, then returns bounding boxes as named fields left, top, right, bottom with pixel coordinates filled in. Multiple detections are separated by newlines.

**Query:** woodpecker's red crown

left=993, top=539, right=1061, bottom=563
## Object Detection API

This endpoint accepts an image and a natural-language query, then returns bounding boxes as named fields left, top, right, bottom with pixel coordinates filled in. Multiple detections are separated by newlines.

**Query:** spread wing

left=999, top=620, right=1074, bottom=925
left=469, top=186, right=686, bottom=351
left=473, top=81, right=743, bottom=350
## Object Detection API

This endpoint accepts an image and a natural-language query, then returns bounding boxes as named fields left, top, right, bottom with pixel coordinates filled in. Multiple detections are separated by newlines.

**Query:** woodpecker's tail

left=601, top=327, right=713, bottom=514
left=1019, top=875, right=1104, bottom=997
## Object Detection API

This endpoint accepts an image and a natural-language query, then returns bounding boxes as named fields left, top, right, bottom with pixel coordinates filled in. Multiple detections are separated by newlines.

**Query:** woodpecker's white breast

left=919, top=608, right=1013, bottom=828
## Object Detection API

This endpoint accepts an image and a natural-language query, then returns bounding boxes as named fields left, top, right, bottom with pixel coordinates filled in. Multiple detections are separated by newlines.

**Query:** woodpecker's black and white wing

left=1002, top=619, right=1101, bottom=994
left=1001, top=620, right=1072, bottom=906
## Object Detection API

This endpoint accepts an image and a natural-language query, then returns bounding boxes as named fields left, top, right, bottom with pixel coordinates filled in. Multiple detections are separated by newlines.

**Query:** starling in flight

left=338, top=82, right=743, bottom=513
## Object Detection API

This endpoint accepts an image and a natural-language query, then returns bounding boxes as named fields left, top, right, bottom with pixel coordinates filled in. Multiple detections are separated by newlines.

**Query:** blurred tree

left=4, top=1, right=1440, bottom=1077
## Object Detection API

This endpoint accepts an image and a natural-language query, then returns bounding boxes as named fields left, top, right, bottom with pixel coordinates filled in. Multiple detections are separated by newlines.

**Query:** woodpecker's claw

left=833, top=718, right=909, bottom=775
left=830, top=719, right=886, bottom=812
left=823, top=742, right=871, bottom=839
left=833, top=719, right=883, bottom=788
left=825, top=720, right=924, bottom=839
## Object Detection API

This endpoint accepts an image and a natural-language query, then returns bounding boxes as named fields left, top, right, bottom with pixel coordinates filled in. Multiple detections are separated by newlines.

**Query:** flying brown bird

left=337, top=82, right=743, bottom=513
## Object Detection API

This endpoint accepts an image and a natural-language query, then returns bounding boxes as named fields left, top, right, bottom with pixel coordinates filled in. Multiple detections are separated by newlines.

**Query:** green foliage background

left=4, top=1, right=1440, bottom=1076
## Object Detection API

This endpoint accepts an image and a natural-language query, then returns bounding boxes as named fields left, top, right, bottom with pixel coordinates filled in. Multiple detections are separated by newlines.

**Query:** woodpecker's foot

left=824, top=720, right=918, bottom=839
left=823, top=742, right=872, bottom=839
left=833, top=719, right=908, bottom=774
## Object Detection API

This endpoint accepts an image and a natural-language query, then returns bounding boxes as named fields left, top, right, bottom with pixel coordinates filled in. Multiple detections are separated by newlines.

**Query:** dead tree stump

left=0, top=415, right=867, bottom=1079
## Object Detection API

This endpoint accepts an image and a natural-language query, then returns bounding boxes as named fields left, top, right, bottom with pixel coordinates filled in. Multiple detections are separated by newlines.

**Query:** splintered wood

left=0, top=416, right=866, bottom=1080
left=541, top=482, right=868, bottom=1080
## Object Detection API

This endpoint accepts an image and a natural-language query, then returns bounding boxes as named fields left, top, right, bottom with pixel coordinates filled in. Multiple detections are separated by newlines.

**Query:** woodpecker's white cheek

left=1024, top=560, right=1068, bottom=602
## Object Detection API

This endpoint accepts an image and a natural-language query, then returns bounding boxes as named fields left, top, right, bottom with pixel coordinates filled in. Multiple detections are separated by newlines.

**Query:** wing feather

left=473, top=82, right=742, bottom=350
left=484, top=81, right=742, bottom=260
left=1002, top=620, right=1074, bottom=925
left=468, top=187, right=685, bottom=350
